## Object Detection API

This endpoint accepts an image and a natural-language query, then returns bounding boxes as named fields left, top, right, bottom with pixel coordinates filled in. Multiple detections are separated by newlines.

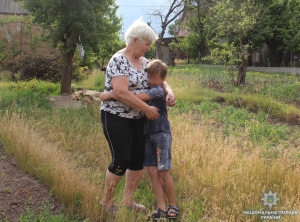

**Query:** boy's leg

left=154, top=132, right=176, bottom=207
left=144, top=134, right=167, bottom=211
left=147, top=166, right=167, bottom=211
left=158, top=170, right=176, bottom=207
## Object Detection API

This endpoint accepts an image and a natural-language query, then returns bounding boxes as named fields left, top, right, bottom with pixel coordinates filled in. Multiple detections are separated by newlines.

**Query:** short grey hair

left=125, top=18, right=158, bottom=45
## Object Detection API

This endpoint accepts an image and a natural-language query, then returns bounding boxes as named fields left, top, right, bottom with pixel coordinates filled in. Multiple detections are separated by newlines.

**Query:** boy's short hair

left=146, top=60, right=168, bottom=78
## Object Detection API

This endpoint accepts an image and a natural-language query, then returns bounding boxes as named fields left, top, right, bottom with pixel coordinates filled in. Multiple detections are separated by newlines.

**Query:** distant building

left=158, top=37, right=187, bottom=65
left=157, top=8, right=191, bottom=65
left=251, top=44, right=300, bottom=67
left=0, top=0, right=58, bottom=58
left=163, top=5, right=300, bottom=67
left=0, top=0, right=29, bottom=14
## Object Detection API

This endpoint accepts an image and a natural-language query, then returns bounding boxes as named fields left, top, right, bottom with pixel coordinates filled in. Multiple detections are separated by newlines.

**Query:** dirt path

left=47, top=94, right=82, bottom=108
left=0, top=95, right=79, bottom=222
left=0, top=144, right=62, bottom=222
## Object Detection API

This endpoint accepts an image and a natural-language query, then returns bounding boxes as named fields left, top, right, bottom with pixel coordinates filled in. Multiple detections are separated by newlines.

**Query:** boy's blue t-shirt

left=144, top=86, right=171, bottom=135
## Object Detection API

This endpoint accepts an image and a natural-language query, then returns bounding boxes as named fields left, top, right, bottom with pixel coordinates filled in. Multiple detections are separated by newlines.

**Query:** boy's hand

left=99, top=92, right=112, bottom=101
left=166, top=92, right=176, bottom=106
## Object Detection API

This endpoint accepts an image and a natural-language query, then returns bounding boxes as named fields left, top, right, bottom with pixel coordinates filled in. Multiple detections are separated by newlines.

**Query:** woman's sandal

left=147, top=208, right=167, bottom=221
left=126, top=201, right=147, bottom=212
left=166, top=205, right=180, bottom=219
left=100, top=202, right=119, bottom=214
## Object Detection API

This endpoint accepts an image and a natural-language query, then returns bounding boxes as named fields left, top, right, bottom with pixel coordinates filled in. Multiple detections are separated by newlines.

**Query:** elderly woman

left=100, top=19, right=176, bottom=213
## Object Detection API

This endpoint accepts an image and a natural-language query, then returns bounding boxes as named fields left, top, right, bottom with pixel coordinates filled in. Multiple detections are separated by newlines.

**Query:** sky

left=115, top=0, right=171, bottom=39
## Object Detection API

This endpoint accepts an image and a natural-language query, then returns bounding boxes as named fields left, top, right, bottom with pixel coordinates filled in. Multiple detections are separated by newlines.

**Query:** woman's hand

left=100, top=92, right=112, bottom=101
left=166, top=91, right=176, bottom=107
left=145, top=106, right=160, bottom=120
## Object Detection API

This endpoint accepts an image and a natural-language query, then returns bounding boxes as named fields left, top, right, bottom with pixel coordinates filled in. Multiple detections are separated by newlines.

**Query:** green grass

left=170, top=100, right=290, bottom=149
left=1, top=67, right=300, bottom=221
left=74, top=70, right=105, bottom=91
left=19, top=197, right=82, bottom=222
left=168, top=65, right=300, bottom=125
left=170, top=65, right=300, bottom=103
left=0, top=67, right=298, bottom=154
left=0, top=91, right=54, bottom=112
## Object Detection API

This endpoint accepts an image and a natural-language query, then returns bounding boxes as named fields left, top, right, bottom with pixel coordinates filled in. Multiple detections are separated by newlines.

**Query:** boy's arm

left=135, top=93, right=150, bottom=101
left=161, top=81, right=176, bottom=106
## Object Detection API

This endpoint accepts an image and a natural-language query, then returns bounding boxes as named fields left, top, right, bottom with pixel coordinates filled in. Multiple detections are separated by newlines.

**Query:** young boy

left=100, top=60, right=180, bottom=220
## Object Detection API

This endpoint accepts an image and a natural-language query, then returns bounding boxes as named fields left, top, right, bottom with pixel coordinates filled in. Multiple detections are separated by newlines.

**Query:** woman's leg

left=100, top=169, right=122, bottom=206
left=101, top=111, right=133, bottom=206
left=120, top=169, right=143, bottom=206
left=121, top=118, right=145, bottom=208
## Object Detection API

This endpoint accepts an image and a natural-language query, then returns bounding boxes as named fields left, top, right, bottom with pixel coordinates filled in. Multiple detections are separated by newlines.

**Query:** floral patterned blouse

left=100, top=51, right=149, bottom=119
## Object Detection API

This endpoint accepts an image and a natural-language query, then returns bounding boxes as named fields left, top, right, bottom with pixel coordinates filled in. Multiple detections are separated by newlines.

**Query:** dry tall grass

left=170, top=113, right=300, bottom=221
left=0, top=112, right=108, bottom=221
left=1, top=108, right=300, bottom=221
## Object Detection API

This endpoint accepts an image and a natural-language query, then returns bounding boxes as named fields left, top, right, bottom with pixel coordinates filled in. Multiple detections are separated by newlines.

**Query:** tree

left=147, top=0, right=187, bottom=60
left=206, top=0, right=262, bottom=85
left=17, top=0, right=121, bottom=94
left=257, top=0, right=300, bottom=65
left=168, top=0, right=212, bottom=63
left=145, top=42, right=157, bottom=59
left=97, top=32, right=126, bottom=68
left=283, top=3, right=300, bottom=55
left=167, top=19, right=181, bottom=36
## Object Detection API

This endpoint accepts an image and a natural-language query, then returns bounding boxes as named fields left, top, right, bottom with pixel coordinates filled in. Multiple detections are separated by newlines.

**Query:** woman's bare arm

left=111, top=76, right=159, bottom=120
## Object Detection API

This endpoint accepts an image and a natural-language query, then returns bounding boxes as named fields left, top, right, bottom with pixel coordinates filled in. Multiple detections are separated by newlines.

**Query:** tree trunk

left=236, top=32, right=248, bottom=86
left=156, top=41, right=163, bottom=60
left=155, top=33, right=163, bottom=60
left=237, top=56, right=248, bottom=85
left=61, top=49, right=75, bottom=94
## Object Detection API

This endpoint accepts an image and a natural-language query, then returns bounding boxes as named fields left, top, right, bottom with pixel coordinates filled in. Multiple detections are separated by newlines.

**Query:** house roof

left=0, top=0, right=29, bottom=15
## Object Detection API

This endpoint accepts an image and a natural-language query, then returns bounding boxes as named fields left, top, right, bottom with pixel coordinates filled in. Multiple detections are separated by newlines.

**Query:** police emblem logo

left=261, top=190, right=280, bottom=209
left=267, top=196, right=274, bottom=203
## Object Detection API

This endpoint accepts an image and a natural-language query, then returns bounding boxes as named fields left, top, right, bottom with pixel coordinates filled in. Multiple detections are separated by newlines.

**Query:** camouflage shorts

left=144, top=132, right=172, bottom=171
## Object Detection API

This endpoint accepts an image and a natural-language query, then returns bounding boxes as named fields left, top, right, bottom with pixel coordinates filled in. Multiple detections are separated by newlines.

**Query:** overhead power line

left=118, top=5, right=169, bottom=8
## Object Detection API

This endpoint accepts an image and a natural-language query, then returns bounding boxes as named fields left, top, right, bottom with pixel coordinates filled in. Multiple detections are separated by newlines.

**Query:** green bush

left=0, top=79, right=60, bottom=95
left=1, top=51, right=91, bottom=83
left=19, top=54, right=62, bottom=82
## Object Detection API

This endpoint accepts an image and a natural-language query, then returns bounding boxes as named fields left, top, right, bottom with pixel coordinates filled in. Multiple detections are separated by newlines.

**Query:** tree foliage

left=258, top=0, right=300, bottom=54
left=167, top=0, right=300, bottom=84
left=169, top=0, right=212, bottom=62
left=16, top=0, right=122, bottom=93
left=204, top=0, right=262, bottom=85
left=147, top=0, right=187, bottom=62
left=167, top=19, right=181, bottom=36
